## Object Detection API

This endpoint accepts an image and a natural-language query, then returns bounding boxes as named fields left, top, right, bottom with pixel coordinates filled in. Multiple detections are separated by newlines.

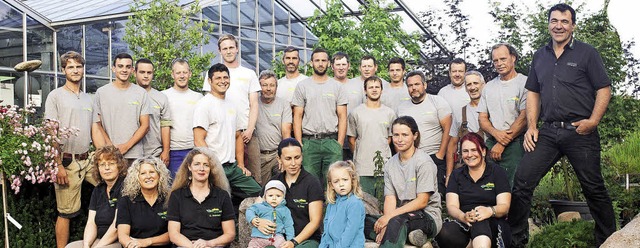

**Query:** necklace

left=64, top=84, right=80, bottom=99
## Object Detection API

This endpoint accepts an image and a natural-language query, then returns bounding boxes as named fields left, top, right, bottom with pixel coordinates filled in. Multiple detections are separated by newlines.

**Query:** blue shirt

left=319, top=194, right=365, bottom=248
left=245, top=200, right=295, bottom=240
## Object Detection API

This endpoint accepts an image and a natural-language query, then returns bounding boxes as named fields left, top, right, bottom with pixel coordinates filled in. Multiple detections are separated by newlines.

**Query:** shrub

left=528, top=220, right=596, bottom=248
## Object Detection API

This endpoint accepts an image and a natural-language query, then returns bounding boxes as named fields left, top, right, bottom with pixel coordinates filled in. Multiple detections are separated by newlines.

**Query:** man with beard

left=347, top=76, right=396, bottom=196
left=445, top=71, right=486, bottom=186
left=331, top=52, right=350, bottom=84
left=162, top=58, right=203, bottom=177
left=93, top=53, right=150, bottom=164
left=478, top=43, right=528, bottom=185
left=438, top=58, right=470, bottom=124
left=397, top=70, right=451, bottom=195
left=277, top=46, right=308, bottom=104
left=292, top=47, right=348, bottom=185
left=136, top=58, right=171, bottom=166
left=380, top=57, right=410, bottom=111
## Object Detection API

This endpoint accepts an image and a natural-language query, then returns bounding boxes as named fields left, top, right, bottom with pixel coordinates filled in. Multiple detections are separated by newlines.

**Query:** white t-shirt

left=192, top=94, right=237, bottom=164
left=162, top=87, right=203, bottom=150
left=202, top=65, right=260, bottom=130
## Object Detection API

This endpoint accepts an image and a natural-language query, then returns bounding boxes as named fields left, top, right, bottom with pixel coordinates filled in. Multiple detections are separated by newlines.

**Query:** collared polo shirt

left=446, top=162, right=510, bottom=213
left=89, top=177, right=124, bottom=238
left=167, top=186, right=234, bottom=241
left=116, top=194, right=169, bottom=248
left=525, top=38, right=611, bottom=122
left=271, top=169, right=324, bottom=241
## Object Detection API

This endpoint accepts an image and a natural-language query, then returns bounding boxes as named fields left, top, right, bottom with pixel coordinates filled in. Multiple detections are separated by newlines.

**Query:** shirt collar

left=183, top=186, right=216, bottom=200
left=545, top=36, right=576, bottom=51
left=462, top=162, right=494, bottom=182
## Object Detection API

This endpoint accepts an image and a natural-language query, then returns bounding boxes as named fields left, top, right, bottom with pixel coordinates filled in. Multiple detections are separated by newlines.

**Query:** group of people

left=47, top=3, right=616, bottom=248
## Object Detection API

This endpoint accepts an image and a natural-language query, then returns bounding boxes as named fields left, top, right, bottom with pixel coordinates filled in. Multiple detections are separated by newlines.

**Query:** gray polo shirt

left=396, top=94, right=451, bottom=155
left=45, top=87, right=94, bottom=154
left=347, top=104, right=396, bottom=176
left=142, top=88, right=171, bottom=157
left=256, top=97, right=292, bottom=152
left=291, top=77, right=348, bottom=135
left=478, top=73, right=527, bottom=132
left=93, top=83, right=151, bottom=159
left=384, top=149, right=442, bottom=232
left=449, top=104, right=481, bottom=137
left=438, top=84, right=470, bottom=122
left=380, top=82, right=410, bottom=112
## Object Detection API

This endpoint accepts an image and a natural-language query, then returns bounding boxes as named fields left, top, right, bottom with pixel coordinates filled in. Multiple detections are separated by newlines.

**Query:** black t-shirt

left=525, top=38, right=611, bottom=122
left=271, top=169, right=324, bottom=241
left=116, top=194, right=169, bottom=248
left=447, top=162, right=510, bottom=213
left=166, top=186, right=234, bottom=241
left=88, top=177, right=124, bottom=238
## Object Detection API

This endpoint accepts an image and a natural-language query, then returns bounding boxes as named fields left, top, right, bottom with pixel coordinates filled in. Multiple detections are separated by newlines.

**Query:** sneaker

left=408, top=229, right=428, bottom=247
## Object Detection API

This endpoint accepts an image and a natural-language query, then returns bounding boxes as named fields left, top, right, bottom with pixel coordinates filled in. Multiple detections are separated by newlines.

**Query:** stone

left=231, top=196, right=260, bottom=248
left=557, top=211, right=581, bottom=222
left=528, top=218, right=542, bottom=236
left=13, top=60, right=42, bottom=72
left=601, top=213, right=640, bottom=248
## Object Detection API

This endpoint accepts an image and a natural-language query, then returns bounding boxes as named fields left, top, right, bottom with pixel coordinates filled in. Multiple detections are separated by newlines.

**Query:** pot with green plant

left=548, top=157, right=592, bottom=220
left=605, top=130, right=640, bottom=191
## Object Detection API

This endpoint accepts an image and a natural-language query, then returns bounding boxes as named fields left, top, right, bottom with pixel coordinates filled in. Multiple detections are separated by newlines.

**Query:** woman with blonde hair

left=166, top=148, right=233, bottom=248
left=117, top=157, right=172, bottom=248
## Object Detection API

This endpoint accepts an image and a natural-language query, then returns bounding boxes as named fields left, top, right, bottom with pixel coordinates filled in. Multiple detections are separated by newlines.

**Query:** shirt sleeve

left=477, top=89, right=489, bottom=113
left=44, top=91, right=58, bottom=121
left=140, top=91, right=152, bottom=116
left=89, top=186, right=99, bottom=211
left=416, top=157, right=437, bottom=195
left=586, top=47, right=612, bottom=89
left=446, top=170, right=460, bottom=194
left=336, top=83, right=349, bottom=106
left=115, top=196, right=131, bottom=226
left=92, top=91, right=102, bottom=123
left=383, top=162, right=396, bottom=196
left=249, top=73, right=261, bottom=93
left=518, top=82, right=528, bottom=111
left=347, top=111, right=357, bottom=137
left=435, top=96, right=452, bottom=121
left=492, top=164, right=511, bottom=194
left=525, top=53, right=541, bottom=93
left=192, top=101, right=212, bottom=129
left=449, top=110, right=460, bottom=137
left=291, top=83, right=305, bottom=107
left=282, top=100, right=293, bottom=124
left=220, top=191, right=235, bottom=221
left=160, top=94, right=172, bottom=126
left=307, top=176, right=324, bottom=203
left=166, top=190, right=181, bottom=222
left=245, top=204, right=258, bottom=223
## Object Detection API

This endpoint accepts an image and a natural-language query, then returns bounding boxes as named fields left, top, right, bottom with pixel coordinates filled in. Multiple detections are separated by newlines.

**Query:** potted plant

left=548, top=158, right=592, bottom=220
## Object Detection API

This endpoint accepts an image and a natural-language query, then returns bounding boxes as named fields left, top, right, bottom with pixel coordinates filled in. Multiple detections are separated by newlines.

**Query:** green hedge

left=529, top=220, right=596, bottom=248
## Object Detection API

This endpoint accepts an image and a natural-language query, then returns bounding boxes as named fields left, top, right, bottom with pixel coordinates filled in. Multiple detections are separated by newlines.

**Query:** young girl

left=319, top=161, right=366, bottom=248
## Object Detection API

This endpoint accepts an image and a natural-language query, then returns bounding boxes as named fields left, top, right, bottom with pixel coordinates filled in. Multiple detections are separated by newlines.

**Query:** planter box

left=549, top=199, right=593, bottom=220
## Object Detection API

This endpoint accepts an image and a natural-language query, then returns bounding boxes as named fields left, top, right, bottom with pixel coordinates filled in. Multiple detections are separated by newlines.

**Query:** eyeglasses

left=98, top=161, right=118, bottom=168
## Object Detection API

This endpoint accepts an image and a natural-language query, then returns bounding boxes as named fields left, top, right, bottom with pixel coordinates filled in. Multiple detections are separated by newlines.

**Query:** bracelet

left=290, top=239, right=299, bottom=247
left=490, top=206, right=497, bottom=217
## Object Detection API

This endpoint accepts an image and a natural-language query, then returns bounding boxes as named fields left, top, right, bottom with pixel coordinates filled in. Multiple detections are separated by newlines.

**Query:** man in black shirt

left=508, top=3, right=616, bottom=247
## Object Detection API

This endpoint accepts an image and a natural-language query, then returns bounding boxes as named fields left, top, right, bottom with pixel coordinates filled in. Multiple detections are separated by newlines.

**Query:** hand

left=337, top=139, right=344, bottom=147
left=490, top=143, right=505, bottom=161
left=254, top=218, right=276, bottom=235
left=192, top=239, right=208, bottom=248
left=116, top=143, right=131, bottom=155
left=375, top=227, right=387, bottom=244
left=435, top=151, right=445, bottom=161
left=374, top=215, right=390, bottom=233
left=238, top=165, right=252, bottom=176
left=493, top=130, right=513, bottom=146
left=572, top=119, right=597, bottom=135
left=445, top=176, right=450, bottom=188
left=279, top=241, right=295, bottom=248
left=472, top=206, right=493, bottom=222
left=160, top=150, right=170, bottom=166
left=242, top=129, right=253, bottom=143
left=523, top=127, right=538, bottom=152
left=56, top=165, right=69, bottom=185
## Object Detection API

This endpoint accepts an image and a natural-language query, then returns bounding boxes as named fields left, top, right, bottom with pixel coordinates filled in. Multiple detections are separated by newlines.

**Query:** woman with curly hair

left=166, top=148, right=233, bottom=248
left=117, top=157, right=172, bottom=248
left=67, top=145, right=127, bottom=248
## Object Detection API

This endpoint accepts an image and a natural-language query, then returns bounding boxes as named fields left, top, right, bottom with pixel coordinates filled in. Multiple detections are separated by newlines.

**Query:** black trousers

left=430, top=153, right=446, bottom=197
left=508, top=123, right=616, bottom=246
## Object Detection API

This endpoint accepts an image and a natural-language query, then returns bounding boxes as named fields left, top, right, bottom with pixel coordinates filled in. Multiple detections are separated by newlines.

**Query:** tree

left=124, top=0, right=215, bottom=91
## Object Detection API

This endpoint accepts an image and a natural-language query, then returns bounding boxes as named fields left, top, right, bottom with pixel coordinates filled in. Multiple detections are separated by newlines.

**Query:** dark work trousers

left=508, top=123, right=616, bottom=247
left=430, top=154, right=446, bottom=198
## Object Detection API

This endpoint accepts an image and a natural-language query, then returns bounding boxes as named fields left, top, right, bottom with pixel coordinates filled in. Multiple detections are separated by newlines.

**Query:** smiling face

left=449, top=62, right=466, bottom=87
left=264, top=188, right=285, bottom=207
left=329, top=167, right=353, bottom=196
left=137, top=163, right=159, bottom=191
left=465, top=74, right=485, bottom=101
left=62, top=59, right=84, bottom=84
left=283, top=50, right=300, bottom=74
left=332, top=57, right=350, bottom=80
left=135, top=62, right=154, bottom=88
left=278, top=146, right=303, bottom=177
left=172, top=62, right=191, bottom=89
left=548, top=10, right=575, bottom=47
left=461, top=140, right=486, bottom=168
left=112, top=58, right=133, bottom=83
left=208, top=71, right=230, bottom=98
left=189, top=154, right=211, bottom=183
left=392, top=123, right=418, bottom=153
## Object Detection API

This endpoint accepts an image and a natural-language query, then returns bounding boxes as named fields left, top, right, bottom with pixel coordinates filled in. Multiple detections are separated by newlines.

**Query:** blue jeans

left=169, top=149, right=191, bottom=179
left=508, top=123, right=615, bottom=247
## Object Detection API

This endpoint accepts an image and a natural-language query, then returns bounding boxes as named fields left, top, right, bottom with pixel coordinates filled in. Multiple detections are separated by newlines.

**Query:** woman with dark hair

left=166, top=148, right=234, bottom=248
left=67, top=145, right=127, bottom=248
left=117, top=157, right=172, bottom=248
left=366, top=116, right=442, bottom=247
left=249, top=138, right=323, bottom=248
left=436, top=132, right=511, bottom=247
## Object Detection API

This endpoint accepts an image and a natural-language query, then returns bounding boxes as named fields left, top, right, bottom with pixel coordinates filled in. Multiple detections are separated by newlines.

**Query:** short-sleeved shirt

left=291, top=78, right=348, bottom=135
left=93, top=83, right=151, bottom=159
left=116, top=195, right=169, bottom=248
left=437, top=84, right=470, bottom=122
left=478, top=73, right=527, bottom=132
left=143, top=88, right=171, bottom=157
left=277, top=75, right=309, bottom=104
left=383, top=150, right=442, bottom=232
left=449, top=104, right=481, bottom=137
left=380, top=83, right=410, bottom=112
left=271, top=169, right=324, bottom=241
left=202, top=66, right=260, bottom=130
left=166, top=186, right=235, bottom=241
left=396, top=94, right=452, bottom=155
left=256, top=97, right=292, bottom=151
left=446, top=162, right=511, bottom=213
left=44, top=87, right=94, bottom=154
left=525, top=38, right=611, bottom=122
left=88, top=177, right=124, bottom=238
left=347, top=104, right=396, bottom=176
left=162, top=88, right=203, bottom=150
left=342, top=78, right=366, bottom=114
left=192, top=94, right=237, bottom=164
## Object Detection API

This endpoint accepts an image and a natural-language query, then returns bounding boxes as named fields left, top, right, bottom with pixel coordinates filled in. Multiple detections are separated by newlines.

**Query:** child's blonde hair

left=325, top=160, right=363, bottom=204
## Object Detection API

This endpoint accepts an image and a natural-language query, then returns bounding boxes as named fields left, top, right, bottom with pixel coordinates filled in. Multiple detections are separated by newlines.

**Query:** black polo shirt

left=270, top=169, right=324, bottom=241
left=446, top=162, right=510, bottom=213
left=525, top=38, right=611, bottom=122
left=88, top=177, right=124, bottom=238
left=116, top=195, right=169, bottom=248
left=166, top=186, right=234, bottom=241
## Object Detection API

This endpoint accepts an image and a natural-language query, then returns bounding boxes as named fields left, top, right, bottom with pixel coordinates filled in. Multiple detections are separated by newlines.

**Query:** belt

left=260, top=149, right=277, bottom=154
left=547, top=121, right=577, bottom=130
left=302, top=133, right=338, bottom=140
left=62, top=152, right=89, bottom=161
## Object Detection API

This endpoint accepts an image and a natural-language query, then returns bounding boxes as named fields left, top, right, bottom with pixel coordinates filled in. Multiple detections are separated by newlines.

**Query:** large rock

left=528, top=218, right=541, bottom=236
left=231, top=197, right=259, bottom=248
left=557, top=211, right=581, bottom=222
left=601, top=213, right=640, bottom=248
left=14, top=60, right=42, bottom=72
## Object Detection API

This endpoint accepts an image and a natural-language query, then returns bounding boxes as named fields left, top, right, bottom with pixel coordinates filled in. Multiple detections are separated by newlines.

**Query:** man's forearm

left=509, top=110, right=527, bottom=138
left=590, top=86, right=611, bottom=124
left=526, top=91, right=541, bottom=128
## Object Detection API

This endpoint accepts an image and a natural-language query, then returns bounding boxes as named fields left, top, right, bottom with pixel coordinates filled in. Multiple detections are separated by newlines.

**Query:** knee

left=471, top=235, right=491, bottom=248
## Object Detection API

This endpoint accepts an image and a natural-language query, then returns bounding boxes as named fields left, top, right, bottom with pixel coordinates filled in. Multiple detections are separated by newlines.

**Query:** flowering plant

left=0, top=103, right=77, bottom=194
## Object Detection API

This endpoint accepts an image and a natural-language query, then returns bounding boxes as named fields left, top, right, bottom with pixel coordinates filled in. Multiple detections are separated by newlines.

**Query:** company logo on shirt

left=187, top=100, right=197, bottom=105
left=508, top=97, right=520, bottom=102
left=129, top=101, right=141, bottom=105
left=481, top=182, right=495, bottom=191
left=323, top=93, right=336, bottom=98
left=271, top=113, right=282, bottom=117
left=408, top=177, right=417, bottom=182
left=153, top=105, right=161, bottom=109
left=567, top=62, right=578, bottom=67
left=109, top=197, right=118, bottom=207
left=157, top=211, right=167, bottom=220
left=227, top=109, right=236, bottom=115
left=206, top=208, right=222, bottom=217
left=293, top=198, right=308, bottom=208
left=83, top=108, right=92, bottom=112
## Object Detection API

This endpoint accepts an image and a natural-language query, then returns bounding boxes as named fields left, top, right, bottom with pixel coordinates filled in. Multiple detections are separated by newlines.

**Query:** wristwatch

left=290, top=239, right=299, bottom=247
